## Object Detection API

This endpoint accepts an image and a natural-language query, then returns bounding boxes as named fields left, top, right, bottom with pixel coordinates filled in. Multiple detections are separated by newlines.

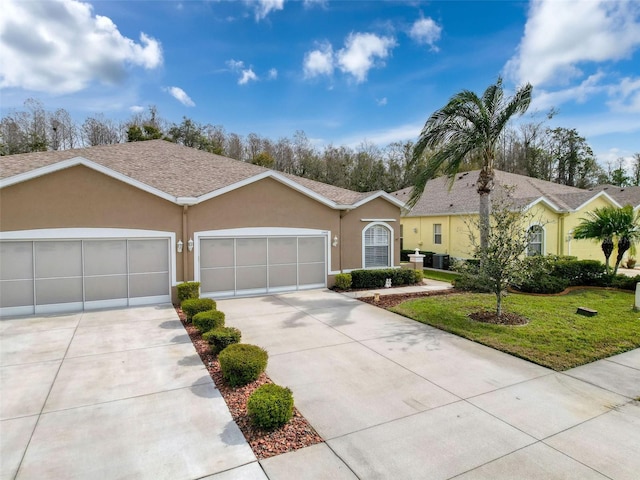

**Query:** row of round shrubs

left=179, top=282, right=293, bottom=429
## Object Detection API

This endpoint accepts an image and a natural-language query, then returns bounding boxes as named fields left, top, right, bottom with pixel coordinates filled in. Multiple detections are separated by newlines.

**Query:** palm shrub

left=218, top=344, right=268, bottom=387
left=181, top=298, right=216, bottom=322
left=247, top=384, right=294, bottom=430
left=192, top=309, right=225, bottom=333
left=203, top=327, right=241, bottom=354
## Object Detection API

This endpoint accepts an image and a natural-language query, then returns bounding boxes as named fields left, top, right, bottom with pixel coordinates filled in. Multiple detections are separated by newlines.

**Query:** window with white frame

left=433, top=224, right=442, bottom=244
left=527, top=225, right=544, bottom=256
left=364, top=224, right=390, bottom=268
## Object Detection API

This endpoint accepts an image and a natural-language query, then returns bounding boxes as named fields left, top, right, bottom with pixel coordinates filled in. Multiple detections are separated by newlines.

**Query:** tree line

left=2, top=98, right=638, bottom=192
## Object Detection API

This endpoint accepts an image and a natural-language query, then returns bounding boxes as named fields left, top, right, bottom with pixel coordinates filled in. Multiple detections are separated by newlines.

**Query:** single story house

left=393, top=170, right=622, bottom=261
left=0, top=140, right=403, bottom=316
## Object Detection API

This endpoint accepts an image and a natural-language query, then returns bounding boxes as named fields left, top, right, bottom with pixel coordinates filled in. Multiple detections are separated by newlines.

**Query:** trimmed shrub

left=350, top=268, right=420, bottom=289
left=400, top=250, right=435, bottom=262
left=219, top=344, right=268, bottom=387
left=181, top=298, right=216, bottom=322
left=203, top=327, right=241, bottom=354
left=610, top=274, right=640, bottom=291
left=193, top=309, right=225, bottom=333
left=516, top=275, right=568, bottom=294
left=453, top=273, right=492, bottom=293
left=334, top=273, right=352, bottom=290
left=412, top=269, right=424, bottom=283
left=247, top=384, right=294, bottom=430
left=551, top=259, right=607, bottom=286
left=177, top=281, right=200, bottom=302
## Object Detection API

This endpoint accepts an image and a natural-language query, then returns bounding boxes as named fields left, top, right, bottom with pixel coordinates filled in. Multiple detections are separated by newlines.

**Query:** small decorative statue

left=385, top=278, right=392, bottom=288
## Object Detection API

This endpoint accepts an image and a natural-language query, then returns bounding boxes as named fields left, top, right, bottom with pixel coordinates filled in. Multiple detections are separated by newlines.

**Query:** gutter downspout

left=339, top=209, right=347, bottom=272
left=182, top=205, right=189, bottom=281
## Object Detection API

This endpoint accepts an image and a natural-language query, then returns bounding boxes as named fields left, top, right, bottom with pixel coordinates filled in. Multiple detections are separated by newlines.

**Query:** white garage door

left=199, top=236, right=326, bottom=298
left=0, top=239, right=170, bottom=316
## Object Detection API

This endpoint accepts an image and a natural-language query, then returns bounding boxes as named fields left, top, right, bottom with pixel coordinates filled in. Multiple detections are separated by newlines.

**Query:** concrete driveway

left=219, top=289, right=640, bottom=480
left=0, top=305, right=258, bottom=480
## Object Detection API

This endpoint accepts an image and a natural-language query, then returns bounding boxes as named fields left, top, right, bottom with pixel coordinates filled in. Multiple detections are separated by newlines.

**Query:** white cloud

left=129, top=105, right=145, bottom=113
left=337, top=33, right=396, bottom=83
left=303, top=0, right=328, bottom=8
left=0, top=0, right=162, bottom=94
left=607, top=76, right=640, bottom=113
left=226, top=59, right=245, bottom=71
left=505, top=0, right=640, bottom=87
left=267, top=68, right=278, bottom=80
left=376, top=97, right=388, bottom=106
left=250, top=0, right=284, bottom=21
left=238, top=69, right=258, bottom=85
left=165, top=86, right=195, bottom=106
left=303, top=42, right=334, bottom=78
left=530, top=72, right=608, bottom=111
left=408, top=17, right=442, bottom=50
left=338, top=122, right=423, bottom=149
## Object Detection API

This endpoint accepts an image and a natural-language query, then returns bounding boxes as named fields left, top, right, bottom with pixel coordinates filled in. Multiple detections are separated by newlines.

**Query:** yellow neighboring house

left=392, top=170, right=639, bottom=262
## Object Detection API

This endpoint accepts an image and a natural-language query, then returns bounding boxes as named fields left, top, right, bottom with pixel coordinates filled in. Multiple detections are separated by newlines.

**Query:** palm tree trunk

left=477, top=167, right=494, bottom=250
left=602, top=237, right=613, bottom=275
left=614, top=236, right=631, bottom=275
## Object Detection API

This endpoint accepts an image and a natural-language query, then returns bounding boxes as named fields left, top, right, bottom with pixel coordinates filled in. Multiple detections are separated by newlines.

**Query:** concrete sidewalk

left=220, top=289, right=640, bottom=480
left=1, top=305, right=258, bottom=480
left=341, top=278, right=453, bottom=299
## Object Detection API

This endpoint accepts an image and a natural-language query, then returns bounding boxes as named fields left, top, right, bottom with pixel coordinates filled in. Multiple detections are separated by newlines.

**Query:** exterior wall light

left=332, top=235, right=338, bottom=247
left=177, top=240, right=183, bottom=253
left=188, top=238, right=194, bottom=252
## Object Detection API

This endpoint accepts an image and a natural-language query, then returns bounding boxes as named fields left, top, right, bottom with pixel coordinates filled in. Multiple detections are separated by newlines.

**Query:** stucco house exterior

left=0, top=140, right=403, bottom=316
left=393, top=170, right=625, bottom=262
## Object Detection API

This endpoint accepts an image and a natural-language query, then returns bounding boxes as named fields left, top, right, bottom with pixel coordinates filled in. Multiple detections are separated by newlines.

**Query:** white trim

left=0, top=157, right=176, bottom=203
left=176, top=197, right=198, bottom=206
left=129, top=295, right=172, bottom=306
left=0, top=305, right=35, bottom=317
left=573, top=190, right=621, bottom=211
left=524, top=197, right=562, bottom=213
left=35, top=301, right=84, bottom=315
left=0, top=228, right=177, bottom=287
left=360, top=218, right=397, bottom=222
left=351, top=191, right=406, bottom=209
left=361, top=221, right=395, bottom=269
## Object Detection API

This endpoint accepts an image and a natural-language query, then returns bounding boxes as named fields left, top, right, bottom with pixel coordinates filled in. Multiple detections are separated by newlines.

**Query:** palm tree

left=573, top=205, right=640, bottom=275
left=408, top=77, right=532, bottom=249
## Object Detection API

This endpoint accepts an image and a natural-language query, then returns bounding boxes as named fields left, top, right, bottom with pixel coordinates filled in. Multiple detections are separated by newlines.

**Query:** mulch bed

left=176, top=307, right=323, bottom=459
left=358, top=290, right=529, bottom=325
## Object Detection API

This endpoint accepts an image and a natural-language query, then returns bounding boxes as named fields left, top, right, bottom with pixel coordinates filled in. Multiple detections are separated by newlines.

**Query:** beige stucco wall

left=565, top=195, right=619, bottom=261
left=0, top=165, right=185, bottom=285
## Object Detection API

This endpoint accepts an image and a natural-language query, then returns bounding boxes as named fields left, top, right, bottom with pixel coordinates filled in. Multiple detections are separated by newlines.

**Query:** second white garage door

left=199, top=235, right=326, bottom=297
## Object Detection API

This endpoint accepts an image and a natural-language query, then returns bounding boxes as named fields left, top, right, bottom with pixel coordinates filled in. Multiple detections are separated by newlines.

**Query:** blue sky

left=1, top=0, right=639, bottom=168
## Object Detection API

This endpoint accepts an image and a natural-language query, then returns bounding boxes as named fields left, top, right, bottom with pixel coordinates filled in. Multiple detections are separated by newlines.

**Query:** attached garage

left=0, top=230, right=173, bottom=316
left=0, top=141, right=403, bottom=316
left=197, top=229, right=327, bottom=298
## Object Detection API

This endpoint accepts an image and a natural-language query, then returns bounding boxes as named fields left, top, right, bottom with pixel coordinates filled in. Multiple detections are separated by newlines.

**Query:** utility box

left=433, top=254, right=450, bottom=270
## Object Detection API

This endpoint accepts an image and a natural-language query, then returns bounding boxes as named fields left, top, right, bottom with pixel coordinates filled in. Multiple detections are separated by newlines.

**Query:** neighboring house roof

left=394, top=170, right=619, bottom=217
left=0, top=140, right=401, bottom=209
left=589, top=184, right=640, bottom=208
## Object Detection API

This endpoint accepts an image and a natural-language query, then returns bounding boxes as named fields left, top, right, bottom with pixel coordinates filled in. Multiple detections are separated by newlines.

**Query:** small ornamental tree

left=464, top=188, right=543, bottom=317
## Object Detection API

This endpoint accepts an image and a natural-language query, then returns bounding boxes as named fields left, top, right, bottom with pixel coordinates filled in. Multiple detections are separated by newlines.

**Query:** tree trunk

left=614, top=236, right=631, bottom=275
left=601, top=237, right=614, bottom=274
left=477, top=167, right=494, bottom=250
left=496, top=291, right=502, bottom=317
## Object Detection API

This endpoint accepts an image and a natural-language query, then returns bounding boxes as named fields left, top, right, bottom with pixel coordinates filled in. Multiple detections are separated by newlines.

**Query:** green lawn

left=391, top=289, right=640, bottom=371
left=422, top=269, right=460, bottom=283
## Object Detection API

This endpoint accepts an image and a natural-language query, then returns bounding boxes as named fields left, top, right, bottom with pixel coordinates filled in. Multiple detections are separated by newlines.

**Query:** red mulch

left=358, top=290, right=529, bottom=325
left=176, top=307, right=323, bottom=459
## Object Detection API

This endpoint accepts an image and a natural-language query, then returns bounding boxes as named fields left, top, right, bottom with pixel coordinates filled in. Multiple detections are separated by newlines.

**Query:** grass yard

left=391, top=289, right=640, bottom=371
left=422, top=269, right=460, bottom=283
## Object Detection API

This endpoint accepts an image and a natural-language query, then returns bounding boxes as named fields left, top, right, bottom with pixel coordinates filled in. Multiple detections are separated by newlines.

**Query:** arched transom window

left=527, top=225, right=544, bottom=256
left=364, top=224, right=391, bottom=268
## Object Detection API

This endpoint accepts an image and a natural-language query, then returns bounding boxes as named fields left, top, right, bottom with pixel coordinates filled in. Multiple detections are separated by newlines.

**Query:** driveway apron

left=0, top=305, right=260, bottom=480
left=219, top=289, right=640, bottom=480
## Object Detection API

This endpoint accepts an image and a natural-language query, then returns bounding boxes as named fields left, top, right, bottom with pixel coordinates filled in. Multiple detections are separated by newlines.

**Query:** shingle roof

left=589, top=184, right=640, bottom=208
left=0, top=140, right=386, bottom=207
left=394, top=170, right=613, bottom=216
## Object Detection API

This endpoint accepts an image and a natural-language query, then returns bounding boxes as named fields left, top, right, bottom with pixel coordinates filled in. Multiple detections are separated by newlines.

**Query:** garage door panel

left=35, top=241, right=82, bottom=278
left=85, top=275, right=128, bottom=302
left=201, top=268, right=235, bottom=293
left=0, top=280, right=34, bottom=308
left=269, top=237, right=297, bottom=264
left=269, top=264, right=297, bottom=288
left=299, top=262, right=325, bottom=286
left=129, top=272, right=169, bottom=298
left=1, top=242, right=33, bottom=281
left=298, top=237, right=325, bottom=263
left=201, top=239, right=234, bottom=268
left=84, top=240, right=127, bottom=276
left=129, top=240, right=168, bottom=273
left=36, top=278, right=83, bottom=305
left=236, top=266, right=267, bottom=290
left=236, top=238, right=267, bottom=266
